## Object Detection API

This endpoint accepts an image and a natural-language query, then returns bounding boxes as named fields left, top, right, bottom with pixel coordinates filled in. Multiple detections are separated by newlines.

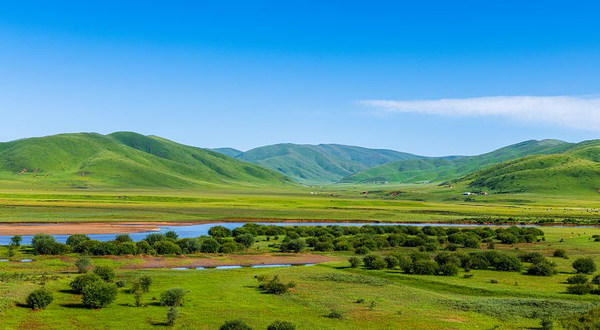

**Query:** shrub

left=209, top=226, right=232, bottom=238
left=139, top=275, right=152, bottom=292
left=114, top=234, right=133, bottom=243
left=572, top=257, right=597, bottom=274
left=279, top=239, right=306, bottom=253
left=385, top=256, right=400, bottom=269
left=11, top=235, right=22, bottom=247
left=144, top=233, right=166, bottom=245
left=566, top=283, right=593, bottom=295
left=220, top=241, right=239, bottom=253
left=363, top=254, right=387, bottom=270
left=348, top=257, right=361, bottom=268
left=518, top=252, right=545, bottom=264
left=314, top=241, right=335, bottom=252
left=200, top=238, right=221, bottom=253
left=267, top=320, right=296, bottom=330
left=566, top=274, right=588, bottom=284
left=93, top=266, right=115, bottom=282
left=234, top=233, right=255, bottom=249
left=498, top=233, right=519, bottom=244
left=257, top=275, right=295, bottom=295
left=160, top=288, right=187, bottom=307
left=66, top=234, right=90, bottom=246
left=26, top=287, right=53, bottom=310
left=553, top=249, right=567, bottom=258
left=166, top=306, right=179, bottom=326
left=220, top=320, right=252, bottom=330
left=70, top=273, right=103, bottom=293
left=354, top=246, right=369, bottom=255
left=154, top=241, right=182, bottom=255
left=439, top=263, right=459, bottom=276
left=31, top=234, right=68, bottom=255
left=492, top=254, right=522, bottom=272
left=75, top=256, right=91, bottom=274
left=527, top=261, right=557, bottom=276
left=82, top=281, right=118, bottom=308
left=411, top=260, right=438, bottom=275
left=165, top=231, right=179, bottom=240
left=325, top=309, right=344, bottom=319
left=136, top=240, right=156, bottom=255
left=116, top=242, right=137, bottom=255
left=463, top=237, right=480, bottom=249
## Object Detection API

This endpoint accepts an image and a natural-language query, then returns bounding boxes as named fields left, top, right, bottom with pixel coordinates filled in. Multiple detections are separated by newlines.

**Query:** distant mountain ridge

left=0, top=132, right=290, bottom=188
left=341, top=139, right=571, bottom=184
left=213, top=143, right=423, bottom=183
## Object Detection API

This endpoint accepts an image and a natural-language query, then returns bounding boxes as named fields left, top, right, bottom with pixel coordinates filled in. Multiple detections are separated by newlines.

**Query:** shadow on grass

left=60, top=303, right=88, bottom=309
left=58, top=289, right=78, bottom=294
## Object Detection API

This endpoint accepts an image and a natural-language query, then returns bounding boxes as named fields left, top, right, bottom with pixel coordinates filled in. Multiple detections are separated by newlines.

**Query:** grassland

left=1, top=226, right=599, bottom=329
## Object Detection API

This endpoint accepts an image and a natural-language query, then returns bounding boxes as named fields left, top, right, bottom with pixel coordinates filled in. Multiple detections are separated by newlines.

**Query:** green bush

left=75, top=256, right=91, bottom=274
left=154, top=241, right=182, bottom=255
left=209, top=226, right=232, bottom=238
left=527, top=260, right=557, bottom=276
left=220, top=241, right=239, bottom=253
left=572, top=257, right=597, bottom=274
left=114, top=234, right=133, bottom=243
left=411, top=260, right=438, bottom=275
left=234, top=234, right=255, bottom=249
left=93, top=266, right=115, bottom=282
left=220, top=320, right=252, bottom=330
left=560, top=306, right=600, bottom=329
left=267, top=321, right=296, bottom=330
left=160, top=288, right=187, bottom=307
left=439, top=263, right=459, bottom=276
left=26, top=287, right=53, bottom=310
left=348, top=257, right=361, bottom=268
left=31, top=234, right=68, bottom=255
left=566, top=274, right=588, bottom=284
left=166, top=306, right=179, bottom=326
left=11, top=235, right=22, bottom=247
left=257, top=275, right=295, bottom=295
left=136, top=240, right=156, bottom=255
left=81, top=281, right=118, bottom=308
left=363, top=254, right=387, bottom=270
left=553, top=249, right=567, bottom=258
left=66, top=234, right=90, bottom=246
left=70, top=273, right=103, bottom=293
left=200, top=238, right=221, bottom=253
left=566, top=283, right=592, bottom=295
left=385, top=256, right=400, bottom=269
left=354, top=246, right=369, bottom=255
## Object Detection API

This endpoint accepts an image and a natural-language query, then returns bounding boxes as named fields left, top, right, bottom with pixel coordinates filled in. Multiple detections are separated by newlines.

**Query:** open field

left=1, top=225, right=599, bottom=329
left=0, top=183, right=598, bottom=225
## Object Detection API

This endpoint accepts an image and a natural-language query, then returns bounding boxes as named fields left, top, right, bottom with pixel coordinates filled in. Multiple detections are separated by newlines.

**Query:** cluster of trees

left=69, top=266, right=118, bottom=308
left=353, top=250, right=530, bottom=275
left=220, top=319, right=296, bottom=330
left=565, top=257, right=599, bottom=295
left=270, top=224, right=544, bottom=254
left=28, top=228, right=255, bottom=256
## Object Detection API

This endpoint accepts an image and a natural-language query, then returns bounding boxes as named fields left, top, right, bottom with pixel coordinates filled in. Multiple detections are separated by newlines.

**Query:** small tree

left=573, top=257, right=597, bottom=274
left=267, top=320, right=296, bottom=330
left=348, top=257, right=361, bottom=268
left=11, top=235, right=22, bottom=247
left=553, top=249, right=567, bottom=258
left=363, top=254, right=386, bottom=270
left=166, top=306, right=179, bottom=326
left=75, top=256, right=91, bottom=274
left=93, top=266, right=115, bottom=282
left=220, top=319, right=252, bottom=330
left=234, top=234, right=255, bottom=249
left=257, top=275, right=295, bottom=295
left=26, top=287, right=53, bottom=310
left=82, top=281, right=118, bottom=308
left=160, top=288, right=187, bottom=307
left=70, top=273, right=103, bottom=293
left=140, top=275, right=152, bottom=293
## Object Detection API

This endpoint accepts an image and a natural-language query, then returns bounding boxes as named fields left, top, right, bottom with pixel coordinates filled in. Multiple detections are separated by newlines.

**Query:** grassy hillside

left=464, top=140, right=600, bottom=194
left=211, top=147, right=244, bottom=158
left=0, top=132, right=290, bottom=188
left=237, top=143, right=421, bottom=183
left=342, top=139, right=570, bottom=184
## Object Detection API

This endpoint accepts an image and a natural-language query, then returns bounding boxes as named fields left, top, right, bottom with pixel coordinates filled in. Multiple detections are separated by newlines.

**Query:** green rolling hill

left=211, top=148, right=244, bottom=158
left=341, top=139, right=571, bottom=184
left=0, top=132, right=290, bottom=188
left=233, top=143, right=422, bottom=183
left=464, top=140, right=600, bottom=194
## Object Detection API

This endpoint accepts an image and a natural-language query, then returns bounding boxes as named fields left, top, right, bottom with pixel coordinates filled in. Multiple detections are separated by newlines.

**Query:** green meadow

left=1, top=226, right=599, bottom=329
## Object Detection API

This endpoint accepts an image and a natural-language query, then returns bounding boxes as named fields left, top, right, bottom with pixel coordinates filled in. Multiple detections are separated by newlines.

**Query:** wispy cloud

left=360, top=95, right=600, bottom=131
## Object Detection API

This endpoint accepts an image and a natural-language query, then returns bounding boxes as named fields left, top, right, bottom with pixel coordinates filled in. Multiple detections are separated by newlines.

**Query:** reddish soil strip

left=119, top=253, right=340, bottom=269
left=0, top=221, right=207, bottom=235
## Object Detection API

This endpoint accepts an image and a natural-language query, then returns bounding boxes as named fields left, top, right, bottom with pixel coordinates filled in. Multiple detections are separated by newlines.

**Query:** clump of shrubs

left=348, top=257, right=361, bottom=268
left=160, top=288, right=187, bottom=307
left=26, top=287, right=53, bottom=310
left=572, top=257, right=597, bottom=274
left=363, top=254, right=387, bottom=270
left=256, top=275, right=296, bottom=295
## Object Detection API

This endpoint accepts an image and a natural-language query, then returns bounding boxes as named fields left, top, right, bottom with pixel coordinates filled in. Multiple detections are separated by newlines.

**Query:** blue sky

left=1, top=1, right=599, bottom=156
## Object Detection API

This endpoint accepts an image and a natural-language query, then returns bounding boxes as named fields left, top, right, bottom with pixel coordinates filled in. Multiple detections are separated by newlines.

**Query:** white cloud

left=360, top=95, right=600, bottom=131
